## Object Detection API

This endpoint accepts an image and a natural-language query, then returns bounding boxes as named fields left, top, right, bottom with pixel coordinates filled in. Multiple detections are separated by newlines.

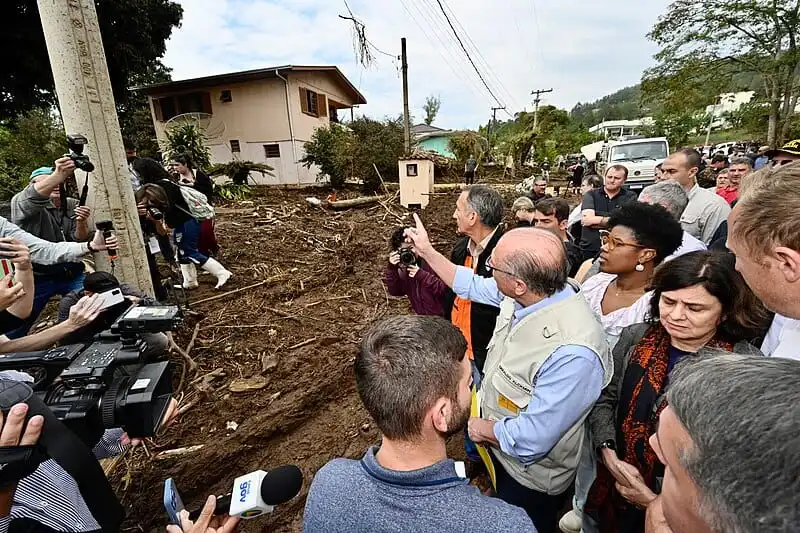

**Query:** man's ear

left=430, top=397, right=451, bottom=434
left=559, top=219, right=568, bottom=232
left=773, top=246, right=800, bottom=283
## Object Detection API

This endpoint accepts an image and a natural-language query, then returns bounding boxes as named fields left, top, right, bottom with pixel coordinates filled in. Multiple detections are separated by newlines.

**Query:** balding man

left=661, top=148, right=730, bottom=244
left=406, top=215, right=611, bottom=533
left=728, top=161, right=800, bottom=360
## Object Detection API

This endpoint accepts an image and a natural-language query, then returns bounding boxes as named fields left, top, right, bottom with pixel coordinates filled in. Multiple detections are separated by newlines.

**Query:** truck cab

left=596, top=136, right=669, bottom=193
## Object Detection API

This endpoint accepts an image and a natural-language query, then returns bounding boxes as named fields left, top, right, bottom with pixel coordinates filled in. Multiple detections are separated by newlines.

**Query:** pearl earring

left=635, top=263, right=645, bottom=272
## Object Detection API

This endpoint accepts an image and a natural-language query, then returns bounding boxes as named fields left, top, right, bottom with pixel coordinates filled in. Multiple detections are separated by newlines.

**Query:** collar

left=468, top=226, right=498, bottom=258
left=687, top=183, right=700, bottom=198
left=513, top=284, right=577, bottom=322
left=359, top=446, right=467, bottom=488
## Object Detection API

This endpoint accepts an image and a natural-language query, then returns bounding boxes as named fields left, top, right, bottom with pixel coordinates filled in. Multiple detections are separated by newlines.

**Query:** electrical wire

left=530, top=0, right=548, bottom=80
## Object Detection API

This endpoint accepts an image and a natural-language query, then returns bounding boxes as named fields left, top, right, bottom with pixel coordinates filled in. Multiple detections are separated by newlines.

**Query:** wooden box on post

left=399, top=159, right=434, bottom=209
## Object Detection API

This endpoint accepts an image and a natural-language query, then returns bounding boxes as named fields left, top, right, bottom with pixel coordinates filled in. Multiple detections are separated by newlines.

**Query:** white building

left=589, top=118, right=654, bottom=139
left=705, top=91, right=755, bottom=128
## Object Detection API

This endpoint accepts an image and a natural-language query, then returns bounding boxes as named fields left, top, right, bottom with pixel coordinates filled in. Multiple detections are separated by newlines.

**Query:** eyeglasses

left=771, top=158, right=797, bottom=167
left=599, top=230, right=646, bottom=251
left=486, top=255, right=516, bottom=277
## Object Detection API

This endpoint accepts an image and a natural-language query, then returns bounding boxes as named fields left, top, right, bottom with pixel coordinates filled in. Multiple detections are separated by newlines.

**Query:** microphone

left=188, top=465, right=303, bottom=521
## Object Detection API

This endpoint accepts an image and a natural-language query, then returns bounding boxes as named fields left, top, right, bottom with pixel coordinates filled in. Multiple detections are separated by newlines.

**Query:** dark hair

left=389, top=227, right=408, bottom=250
left=677, top=148, right=703, bottom=170
left=172, top=153, right=194, bottom=170
left=608, top=202, right=683, bottom=264
left=122, top=137, right=136, bottom=151
left=648, top=251, right=771, bottom=341
left=535, top=197, right=570, bottom=222
left=132, top=157, right=172, bottom=184
left=711, top=153, right=728, bottom=165
left=355, top=315, right=467, bottom=440
left=607, top=164, right=629, bottom=179
left=135, top=183, right=170, bottom=211
left=583, top=174, right=602, bottom=188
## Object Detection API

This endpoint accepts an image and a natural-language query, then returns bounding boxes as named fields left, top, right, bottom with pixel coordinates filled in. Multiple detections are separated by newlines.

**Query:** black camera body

left=0, top=305, right=180, bottom=443
left=397, top=247, right=418, bottom=267
left=65, top=133, right=95, bottom=173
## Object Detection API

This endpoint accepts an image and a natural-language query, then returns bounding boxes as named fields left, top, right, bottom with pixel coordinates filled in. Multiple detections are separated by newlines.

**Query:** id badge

left=148, top=236, right=161, bottom=254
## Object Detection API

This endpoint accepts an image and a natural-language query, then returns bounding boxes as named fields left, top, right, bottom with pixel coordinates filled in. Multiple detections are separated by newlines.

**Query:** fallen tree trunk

left=306, top=196, right=385, bottom=210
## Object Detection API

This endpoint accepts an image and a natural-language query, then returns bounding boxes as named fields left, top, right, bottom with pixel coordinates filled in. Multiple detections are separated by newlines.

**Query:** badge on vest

left=497, top=393, right=520, bottom=415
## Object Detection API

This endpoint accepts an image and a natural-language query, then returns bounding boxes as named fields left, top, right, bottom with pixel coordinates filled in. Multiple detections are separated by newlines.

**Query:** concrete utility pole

left=38, top=0, right=153, bottom=293
left=488, top=106, right=505, bottom=154
left=531, top=88, right=554, bottom=132
left=401, top=37, right=411, bottom=154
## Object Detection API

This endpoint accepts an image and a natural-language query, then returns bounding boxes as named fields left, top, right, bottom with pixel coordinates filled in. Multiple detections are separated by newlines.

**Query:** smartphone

left=96, top=287, right=125, bottom=311
left=164, top=478, right=185, bottom=526
left=0, top=259, right=14, bottom=288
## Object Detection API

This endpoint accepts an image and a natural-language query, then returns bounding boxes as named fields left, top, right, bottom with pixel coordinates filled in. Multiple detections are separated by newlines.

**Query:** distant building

left=135, top=65, right=367, bottom=185
left=705, top=91, right=756, bottom=129
left=589, top=118, right=654, bottom=139
left=411, top=124, right=456, bottom=158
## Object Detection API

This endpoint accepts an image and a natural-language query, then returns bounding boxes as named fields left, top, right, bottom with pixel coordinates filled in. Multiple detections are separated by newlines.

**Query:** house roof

left=411, top=123, right=447, bottom=135
left=133, top=65, right=367, bottom=105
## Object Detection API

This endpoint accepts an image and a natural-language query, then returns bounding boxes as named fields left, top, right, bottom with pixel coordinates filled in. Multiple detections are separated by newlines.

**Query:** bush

left=208, top=160, right=274, bottom=185
left=163, top=124, right=211, bottom=169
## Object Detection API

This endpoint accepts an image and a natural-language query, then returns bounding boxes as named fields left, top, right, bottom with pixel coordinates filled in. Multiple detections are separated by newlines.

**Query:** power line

left=530, top=0, right=547, bottom=78
left=431, top=0, right=506, bottom=109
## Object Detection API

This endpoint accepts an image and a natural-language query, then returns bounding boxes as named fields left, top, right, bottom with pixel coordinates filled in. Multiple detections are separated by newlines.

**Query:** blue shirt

left=453, top=267, right=605, bottom=463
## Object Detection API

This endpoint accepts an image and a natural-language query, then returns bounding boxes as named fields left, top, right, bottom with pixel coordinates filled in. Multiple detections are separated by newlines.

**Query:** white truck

left=582, top=136, right=670, bottom=193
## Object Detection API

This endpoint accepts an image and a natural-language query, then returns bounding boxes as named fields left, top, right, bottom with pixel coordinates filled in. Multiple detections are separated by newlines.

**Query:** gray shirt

left=11, top=182, right=80, bottom=243
left=0, top=216, right=85, bottom=266
left=303, top=446, right=536, bottom=533
left=680, top=184, right=731, bottom=244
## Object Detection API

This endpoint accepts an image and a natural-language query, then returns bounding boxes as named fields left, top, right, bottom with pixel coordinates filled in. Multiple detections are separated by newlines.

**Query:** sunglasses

left=599, top=230, right=646, bottom=251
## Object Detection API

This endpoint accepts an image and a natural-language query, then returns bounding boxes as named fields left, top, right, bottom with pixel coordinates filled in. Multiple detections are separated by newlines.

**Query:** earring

left=635, top=263, right=645, bottom=272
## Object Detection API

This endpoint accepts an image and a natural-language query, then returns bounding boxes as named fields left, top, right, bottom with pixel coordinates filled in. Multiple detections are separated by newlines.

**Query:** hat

left=765, top=139, right=800, bottom=158
left=84, top=272, right=120, bottom=294
left=29, top=167, right=53, bottom=181
left=759, top=145, right=770, bottom=153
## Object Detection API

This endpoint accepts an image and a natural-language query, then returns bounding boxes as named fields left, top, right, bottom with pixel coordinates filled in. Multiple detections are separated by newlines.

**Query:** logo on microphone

left=239, top=480, right=251, bottom=503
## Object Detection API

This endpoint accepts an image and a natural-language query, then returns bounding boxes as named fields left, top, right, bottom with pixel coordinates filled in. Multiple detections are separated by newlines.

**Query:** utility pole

left=38, top=0, right=153, bottom=293
left=401, top=37, right=411, bottom=154
left=488, top=106, right=505, bottom=155
left=531, top=88, right=553, bottom=132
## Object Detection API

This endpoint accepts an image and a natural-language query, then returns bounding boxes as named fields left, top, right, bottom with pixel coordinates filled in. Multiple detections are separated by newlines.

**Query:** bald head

left=495, top=228, right=568, bottom=297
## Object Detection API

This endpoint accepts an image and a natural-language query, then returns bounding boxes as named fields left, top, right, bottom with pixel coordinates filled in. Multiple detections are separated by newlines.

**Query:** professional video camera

left=65, top=133, right=95, bottom=173
left=0, top=305, right=180, bottom=443
left=396, top=246, right=418, bottom=267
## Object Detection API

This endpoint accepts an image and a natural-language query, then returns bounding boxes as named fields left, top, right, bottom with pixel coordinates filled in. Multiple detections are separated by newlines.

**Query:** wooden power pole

left=401, top=37, right=411, bottom=154
left=38, top=0, right=153, bottom=293
left=488, top=106, right=505, bottom=155
left=531, top=88, right=553, bottom=132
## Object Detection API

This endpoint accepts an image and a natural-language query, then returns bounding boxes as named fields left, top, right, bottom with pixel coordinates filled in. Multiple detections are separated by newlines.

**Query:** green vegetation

left=163, top=124, right=212, bottom=170
left=423, top=95, right=441, bottom=126
left=208, top=161, right=275, bottom=186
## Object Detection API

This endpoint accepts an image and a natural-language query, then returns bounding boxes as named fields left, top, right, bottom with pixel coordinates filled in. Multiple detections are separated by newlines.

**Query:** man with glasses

left=764, top=139, right=800, bottom=167
left=404, top=215, right=611, bottom=533
left=528, top=178, right=552, bottom=204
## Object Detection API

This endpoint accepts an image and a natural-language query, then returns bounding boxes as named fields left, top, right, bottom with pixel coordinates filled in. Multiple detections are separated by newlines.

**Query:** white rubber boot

left=201, top=258, right=232, bottom=289
left=558, top=510, right=581, bottom=533
left=180, top=263, right=199, bottom=289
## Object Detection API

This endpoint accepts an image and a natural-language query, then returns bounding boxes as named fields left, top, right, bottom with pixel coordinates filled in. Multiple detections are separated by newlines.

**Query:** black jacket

left=442, top=228, right=504, bottom=373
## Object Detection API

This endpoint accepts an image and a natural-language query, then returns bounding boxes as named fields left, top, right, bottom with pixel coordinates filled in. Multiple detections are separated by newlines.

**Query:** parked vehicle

left=581, top=136, right=670, bottom=193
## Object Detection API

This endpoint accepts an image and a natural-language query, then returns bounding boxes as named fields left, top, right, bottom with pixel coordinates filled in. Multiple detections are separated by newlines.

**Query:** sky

left=161, top=0, right=673, bottom=130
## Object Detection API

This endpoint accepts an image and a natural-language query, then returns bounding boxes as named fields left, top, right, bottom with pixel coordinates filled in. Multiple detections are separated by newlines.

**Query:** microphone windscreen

left=260, top=465, right=303, bottom=505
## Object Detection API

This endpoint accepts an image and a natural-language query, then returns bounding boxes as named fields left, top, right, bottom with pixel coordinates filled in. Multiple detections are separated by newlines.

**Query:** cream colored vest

left=478, top=283, right=612, bottom=495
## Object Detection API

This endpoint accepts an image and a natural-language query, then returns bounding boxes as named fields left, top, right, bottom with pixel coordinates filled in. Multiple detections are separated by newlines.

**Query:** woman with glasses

left=583, top=250, right=769, bottom=533
left=580, top=202, right=683, bottom=348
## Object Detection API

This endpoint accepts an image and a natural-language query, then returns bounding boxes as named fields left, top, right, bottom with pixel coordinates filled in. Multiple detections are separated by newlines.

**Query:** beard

left=439, top=399, right=471, bottom=439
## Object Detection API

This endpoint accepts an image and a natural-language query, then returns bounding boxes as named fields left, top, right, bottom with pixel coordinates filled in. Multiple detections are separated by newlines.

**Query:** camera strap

left=0, top=381, right=123, bottom=533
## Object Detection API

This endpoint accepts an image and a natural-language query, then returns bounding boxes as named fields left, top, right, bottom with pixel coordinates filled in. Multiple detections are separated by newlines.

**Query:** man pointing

left=405, top=214, right=611, bottom=533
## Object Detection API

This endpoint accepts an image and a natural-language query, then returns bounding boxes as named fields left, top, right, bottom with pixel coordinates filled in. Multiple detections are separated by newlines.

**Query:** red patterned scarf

left=586, top=324, right=733, bottom=533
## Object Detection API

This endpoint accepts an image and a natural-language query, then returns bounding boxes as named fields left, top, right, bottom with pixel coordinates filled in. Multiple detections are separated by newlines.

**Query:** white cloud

left=162, top=0, right=671, bottom=129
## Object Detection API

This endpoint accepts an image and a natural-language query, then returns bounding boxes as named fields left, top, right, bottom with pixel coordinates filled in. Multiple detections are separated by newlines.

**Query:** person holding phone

left=166, top=495, right=239, bottom=533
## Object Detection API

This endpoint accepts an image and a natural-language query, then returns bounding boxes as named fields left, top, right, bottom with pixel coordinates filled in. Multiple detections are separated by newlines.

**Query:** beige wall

left=287, top=71, right=355, bottom=142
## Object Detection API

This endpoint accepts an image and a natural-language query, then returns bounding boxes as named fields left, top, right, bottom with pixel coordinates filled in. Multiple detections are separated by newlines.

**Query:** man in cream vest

left=405, top=214, right=612, bottom=533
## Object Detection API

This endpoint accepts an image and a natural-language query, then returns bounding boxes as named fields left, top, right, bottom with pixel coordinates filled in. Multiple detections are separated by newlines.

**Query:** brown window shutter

left=318, top=94, right=328, bottom=118
left=299, top=87, right=309, bottom=114
left=201, top=91, right=213, bottom=114
left=153, top=98, right=164, bottom=121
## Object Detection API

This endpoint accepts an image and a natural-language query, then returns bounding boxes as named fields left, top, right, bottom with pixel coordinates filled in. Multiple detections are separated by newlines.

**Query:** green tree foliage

left=119, top=64, right=173, bottom=159
left=0, top=109, right=66, bottom=200
left=646, top=0, right=800, bottom=146
left=423, top=95, right=441, bottom=126
left=208, top=161, right=274, bottom=186
left=447, top=131, right=486, bottom=164
left=301, top=118, right=405, bottom=193
left=571, top=86, right=644, bottom=124
left=643, top=112, right=707, bottom=148
left=1, top=0, right=183, bottom=118
left=163, top=124, right=211, bottom=170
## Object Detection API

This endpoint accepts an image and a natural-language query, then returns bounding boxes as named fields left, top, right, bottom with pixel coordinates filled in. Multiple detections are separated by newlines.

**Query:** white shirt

left=680, top=184, right=731, bottom=244
left=581, top=272, right=653, bottom=348
left=761, top=313, right=800, bottom=360
left=567, top=205, right=582, bottom=228
left=665, top=231, right=707, bottom=262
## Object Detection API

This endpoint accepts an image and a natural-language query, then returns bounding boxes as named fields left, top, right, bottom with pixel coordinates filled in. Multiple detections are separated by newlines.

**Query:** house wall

left=147, top=70, right=360, bottom=185
left=418, top=136, right=455, bottom=158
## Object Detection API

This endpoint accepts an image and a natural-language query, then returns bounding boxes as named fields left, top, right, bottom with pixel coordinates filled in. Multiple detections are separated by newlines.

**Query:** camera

left=148, top=207, right=164, bottom=221
left=65, top=133, right=95, bottom=173
left=397, top=247, right=417, bottom=267
left=0, top=305, right=180, bottom=443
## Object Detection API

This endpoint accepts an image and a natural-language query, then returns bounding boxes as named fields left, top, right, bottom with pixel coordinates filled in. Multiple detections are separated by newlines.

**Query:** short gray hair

left=355, top=315, right=467, bottom=440
left=729, top=157, right=753, bottom=168
left=511, top=196, right=535, bottom=214
left=640, top=180, right=689, bottom=221
left=667, top=355, right=800, bottom=533
left=465, top=185, right=503, bottom=228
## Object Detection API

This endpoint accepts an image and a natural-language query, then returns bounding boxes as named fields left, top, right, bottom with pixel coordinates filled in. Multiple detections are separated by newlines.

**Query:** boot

left=180, top=263, right=199, bottom=289
left=201, top=258, right=232, bottom=289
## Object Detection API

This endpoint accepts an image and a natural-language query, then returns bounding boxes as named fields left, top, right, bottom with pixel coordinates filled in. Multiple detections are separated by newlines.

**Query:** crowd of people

left=0, top=137, right=798, bottom=533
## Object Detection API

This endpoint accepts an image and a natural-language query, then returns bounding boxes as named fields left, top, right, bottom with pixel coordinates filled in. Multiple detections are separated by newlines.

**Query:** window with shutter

left=318, top=94, right=328, bottom=118
left=230, top=140, right=241, bottom=153
left=201, top=91, right=213, bottom=114
left=153, top=98, right=164, bottom=121
left=263, top=144, right=280, bottom=158
left=299, top=87, right=322, bottom=117
left=299, top=87, right=309, bottom=114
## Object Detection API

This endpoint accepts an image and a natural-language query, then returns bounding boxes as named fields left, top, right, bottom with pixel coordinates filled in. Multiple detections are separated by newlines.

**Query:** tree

left=643, top=111, right=707, bottom=148
left=646, top=0, right=800, bottom=146
left=423, top=95, right=441, bottom=126
left=1, top=0, right=183, bottom=118
left=119, top=64, right=173, bottom=159
left=163, top=124, right=211, bottom=170
left=448, top=131, right=486, bottom=164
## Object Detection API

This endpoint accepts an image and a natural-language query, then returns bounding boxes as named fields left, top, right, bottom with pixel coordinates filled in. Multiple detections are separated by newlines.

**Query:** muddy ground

left=111, top=181, right=577, bottom=533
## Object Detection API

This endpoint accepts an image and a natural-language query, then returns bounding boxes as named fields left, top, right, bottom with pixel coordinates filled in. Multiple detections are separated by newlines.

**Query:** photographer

left=8, top=160, right=94, bottom=337
left=57, top=272, right=168, bottom=359
left=384, top=227, right=446, bottom=316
